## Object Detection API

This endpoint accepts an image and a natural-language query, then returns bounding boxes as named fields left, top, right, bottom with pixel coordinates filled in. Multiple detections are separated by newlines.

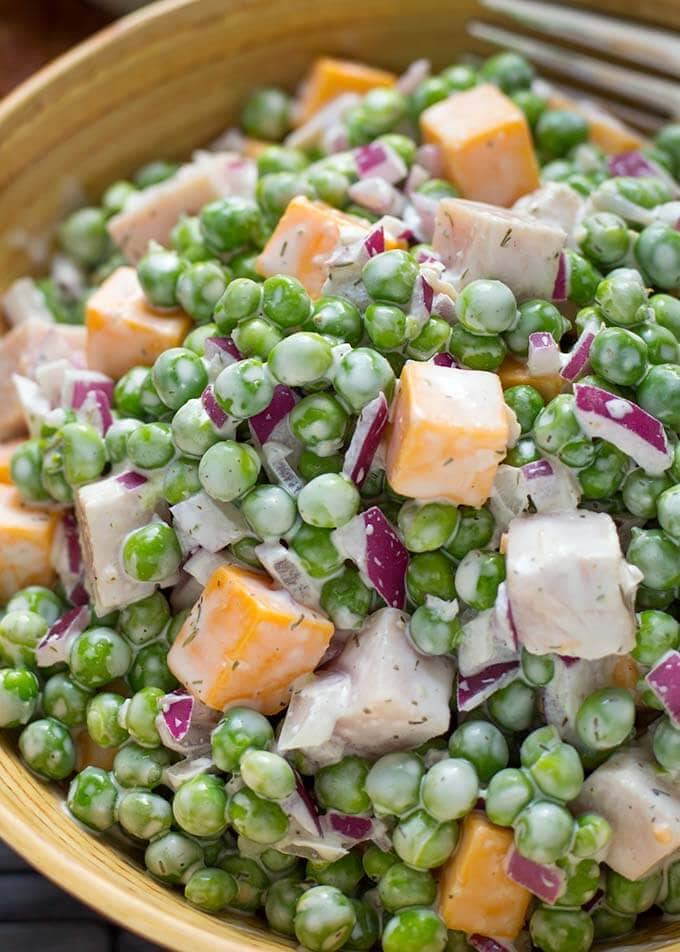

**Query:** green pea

left=591, top=907, right=636, bottom=941
left=622, top=469, right=671, bottom=520
left=409, top=603, right=462, bottom=656
left=256, top=171, right=315, bottom=221
left=102, top=179, right=136, bottom=215
left=43, top=673, right=91, bottom=727
left=638, top=362, right=680, bottom=428
left=145, top=831, right=204, bottom=885
left=542, top=158, right=574, bottom=182
left=133, top=160, right=179, bottom=188
left=294, top=884, right=356, bottom=952
left=636, top=223, right=680, bottom=290
left=364, top=302, right=415, bottom=350
left=0, top=668, right=40, bottom=728
left=577, top=440, right=628, bottom=499
left=314, top=755, right=371, bottom=815
left=0, top=610, right=47, bottom=667
left=505, top=298, right=567, bottom=356
left=456, top=279, right=518, bottom=335
left=306, top=166, right=351, bottom=208
left=488, top=679, right=536, bottom=731
left=232, top=316, right=282, bottom=360
left=113, top=366, right=148, bottom=419
left=503, top=385, right=545, bottom=434
left=333, top=346, right=395, bottom=412
left=572, top=811, right=613, bottom=858
left=211, top=706, right=273, bottom=772
left=481, top=50, right=534, bottom=92
left=240, top=749, right=296, bottom=801
left=177, top=261, right=229, bottom=324
left=170, top=214, right=211, bottom=262
left=6, top=588, right=63, bottom=626
left=441, top=63, right=477, bottom=91
left=409, top=76, right=450, bottom=118
left=198, top=439, right=261, bottom=503
left=185, top=866, right=237, bottom=913
left=170, top=398, right=221, bottom=458
left=346, top=87, right=407, bottom=146
left=652, top=715, right=680, bottom=770
left=382, top=907, right=447, bottom=952
left=184, top=321, right=220, bottom=355
left=241, top=485, right=297, bottom=540
left=449, top=323, right=507, bottom=371
left=137, top=246, right=183, bottom=309
left=607, top=867, right=662, bottom=915
left=265, top=877, right=305, bottom=936
left=595, top=270, right=648, bottom=327
left=530, top=906, right=594, bottom=952
left=268, top=332, right=333, bottom=387
left=398, top=500, right=459, bottom=553
left=590, top=326, right=648, bottom=386
left=104, top=418, right=140, bottom=464
left=628, top=527, right=680, bottom=591
left=297, top=473, right=359, bottom=528
left=19, top=717, right=75, bottom=780
left=638, top=321, right=679, bottom=366
left=366, top=751, right=423, bottom=817
left=306, top=852, right=364, bottom=893
left=455, top=549, right=505, bottom=611
left=123, top=686, right=163, bottom=747
left=649, top=292, right=680, bottom=339
left=444, top=506, right=494, bottom=560
left=118, top=591, right=170, bottom=646
left=151, top=347, right=208, bottom=410
left=10, top=439, right=49, bottom=502
left=200, top=197, right=262, bottom=254
left=633, top=609, right=680, bottom=666
left=262, top=274, right=311, bottom=329
left=290, top=393, right=348, bottom=457
left=362, top=250, right=418, bottom=305
left=520, top=648, right=554, bottom=687
left=126, top=421, right=174, bottom=470
left=536, top=109, right=589, bottom=160
left=533, top=394, right=582, bottom=456
left=485, top=767, right=534, bottom=826
left=362, top=845, right=398, bottom=882
left=407, top=316, right=452, bottom=361
left=228, top=787, right=288, bottom=844
left=416, top=179, right=460, bottom=201
left=213, top=277, right=263, bottom=334
left=512, top=88, right=547, bottom=127
left=241, top=87, right=291, bottom=140
left=86, top=692, right=128, bottom=747
left=406, top=551, right=455, bottom=607
left=564, top=250, right=602, bottom=307
left=448, top=720, right=509, bottom=784
left=320, top=566, right=372, bottom=629
left=578, top=212, right=630, bottom=269
left=346, top=898, right=380, bottom=951
left=298, top=449, right=343, bottom=481
left=307, top=296, right=362, bottom=346
left=113, top=742, right=171, bottom=789
left=173, top=774, right=228, bottom=837
left=117, top=789, right=172, bottom=841
left=163, top=456, right=202, bottom=505
left=393, top=809, right=458, bottom=869
left=529, top=740, right=584, bottom=801
left=515, top=800, right=575, bottom=863
left=59, top=207, right=110, bottom=268
left=122, top=522, right=182, bottom=582
left=379, top=862, right=437, bottom=912
left=290, top=524, right=343, bottom=579
left=139, top=372, right=168, bottom=419
left=66, top=766, right=117, bottom=832
left=128, top=642, right=177, bottom=693
left=61, top=422, right=107, bottom=486
left=421, top=758, right=479, bottom=822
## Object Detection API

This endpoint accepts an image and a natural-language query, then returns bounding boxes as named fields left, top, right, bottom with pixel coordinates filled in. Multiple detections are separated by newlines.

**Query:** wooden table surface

left=0, top=8, right=165, bottom=948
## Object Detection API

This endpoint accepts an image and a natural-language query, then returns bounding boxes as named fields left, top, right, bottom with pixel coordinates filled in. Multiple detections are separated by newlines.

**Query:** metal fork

left=468, top=0, right=680, bottom=132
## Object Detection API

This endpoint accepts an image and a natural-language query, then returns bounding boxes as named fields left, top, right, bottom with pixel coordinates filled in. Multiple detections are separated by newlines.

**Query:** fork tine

left=467, top=21, right=680, bottom=118
left=478, top=0, right=680, bottom=78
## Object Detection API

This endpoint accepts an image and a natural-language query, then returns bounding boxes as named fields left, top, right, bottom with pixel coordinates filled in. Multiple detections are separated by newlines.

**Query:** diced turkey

left=513, top=183, right=584, bottom=247
left=432, top=197, right=566, bottom=301
left=506, top=511, right=640, bottom=659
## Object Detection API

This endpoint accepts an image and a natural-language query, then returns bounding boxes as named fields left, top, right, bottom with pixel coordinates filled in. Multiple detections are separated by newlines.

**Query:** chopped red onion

left=561, top=323, right=599, bottom=382
left=183, top=548, right=232, bottom=585
left=286, top=93, right=361, bottom=151
left=528, top=332, right=561, bottom=376
left=457, top=661, right=520, bottom=712
left=155, top=690, right=220, bottom=754
left=522, top=457, right=580, bottom=513
left=574, top=383, right=672, bottom=476
left=645, top=650, right=680, bottom=725
left=160, top=692, right=194, bottom=742
left=68, top=581, right=89, bottom=606
left=332, top=506, right=409, bottom=609
left=249, top=384, right=298, bottom=445
left=347, top=178, right=405, bottom=217
left=13, top=374, right=50, bottom=437
left=552, top=251, right=567, bottom=301
left=201, top=385, right=229, bottom=428
left=162, top=755, right=215, bottom=791
left=294, top=773, right=322, bottom=835
left=560, top=655, right=580, bottom=667
left=608, top=151, right=660, bottom=178
left=320, top=122, right=350, bottom=155
left=410, top=191, right=439, bottom=242
left=415, top=143, right=444, bottom=178
left=396, top=58, right=431, bottom=95
left=505, top=848, right=566, bottom=904
left=65, top=371, right=114, bottom=410
left=405, top=163, right=430, bottom=197
left=255, top=542, right=323, bottom=610
left=364, top=225, right=386, bottom=258
left=470, top=935, right=513, bottom=952
left=116, top=471, right=148, bottom=490
left=325, top=812, right=373, bottom=840
left=432, top=352, right=457, bottom=368
left=171, top=490, right=249, bottom=553
left=354, top=142, right=407, bottom=185
left=63, top=511, right=82, bottom=575
left=261, top=440, right=305, bottom=497
left=36, top=605, right=89, bottom=667
left=78, top=388, right=114, bottom=436
left=489, top=464, right=529, bottom=532
left=204, top=335, right=242, bottom=373
left=494, top=582, right=518, bottom=649
left=342, top=392, right=389, bottom=487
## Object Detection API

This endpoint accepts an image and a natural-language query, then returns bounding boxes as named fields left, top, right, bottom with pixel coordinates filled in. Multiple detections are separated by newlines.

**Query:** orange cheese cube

left=295, top=57, right=397, bottom=126
left=242, top=137, right=275, bottom=158
left=420, top=84, right=540, bottom=206
left=0, top=484, right=59, bottom=602
left=86, top=267, right=192, bottom=379
left=256, top=196, right=371, bottom=297
left=0, top=439, right=24, bottom=484
left=386, top=361, right=509, bottom=507
left=168, top=565, right=334, bottom=714
left=547, top=91, right=647, bottom=154
left=499, top=356, right=564, bottom=402
left=438, top=813, right=531, bottom=940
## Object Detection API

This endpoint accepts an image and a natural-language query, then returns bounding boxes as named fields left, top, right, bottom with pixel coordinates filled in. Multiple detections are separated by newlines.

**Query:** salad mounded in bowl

left=1, top=47, right=680, bottom=952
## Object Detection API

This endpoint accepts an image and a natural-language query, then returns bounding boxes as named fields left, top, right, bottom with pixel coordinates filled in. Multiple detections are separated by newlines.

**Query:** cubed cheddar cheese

left=168, top=564, right=334, bottom=714
left=420, top=84, right=540, bottom=206
left=0, top=484, right=59, bottom=602
left=499, top=356, right=564, bottom=402
left=438, top=812, right=531, bottom=940
left=256, top=196, right=371, bottom=297
left=294, top=57, right=397, bottom=126
left=548, top=90, right=647, bottom=154
left=386, top=361, right=509, bottom=507
left=242, top=137, right=275, bottom=158
left=86, top=267, right=192, bottom=379
left=0, top=439, right=23, bottom=484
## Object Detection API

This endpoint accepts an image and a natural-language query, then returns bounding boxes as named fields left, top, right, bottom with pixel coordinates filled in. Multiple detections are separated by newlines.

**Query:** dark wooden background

left=1, top=9, right=166, bottom=948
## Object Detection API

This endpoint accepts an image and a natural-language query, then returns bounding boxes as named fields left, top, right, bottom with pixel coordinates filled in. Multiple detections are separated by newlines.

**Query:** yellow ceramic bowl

left=0, top=0, right=680, bottom=948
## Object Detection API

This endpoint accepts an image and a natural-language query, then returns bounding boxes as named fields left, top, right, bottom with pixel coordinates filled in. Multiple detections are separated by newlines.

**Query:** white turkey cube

left=278, top=607, right=454, bottom=764
left=542, top=655, right=617, bottom=745
left=513, top=183, right=584, bottom=247
left=432, top=197, right=566, bottom=301
left=574, top=746, right=680, bottom=880
left=506, top=510, right=639, bottom=659
left=76, top=473, right=164, bottom=614
left=108, top=152, right=257, bottom=263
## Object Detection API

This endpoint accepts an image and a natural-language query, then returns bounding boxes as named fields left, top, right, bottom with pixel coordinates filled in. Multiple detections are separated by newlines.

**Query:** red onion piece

left=396, top=58, right=431, bottom=95
left=494, top=582, right=518, bottom=649
left=36, top=605, right=89, bottom=667
left=347, top=178, right=405, bottom=218
left=325, top=812, right=374, bottom=840
left=505, top=848, right=566, bottom=904
left=415, top=143, right=444, bottom=178
left=155, top=690, right=220, bottom=754
left=354, top=142, right=407, bottom=184
left=470, top=935, right=513, bottom=952
left=116, top=471, right=148, bottom=490
left=255, top=542, right=322, bottom=610
left=201, top=385, right=229, bottom=428
left=521, top=457, right=580, bottom=513
left=70, top=374, right=114, bottom=409
left=68, top=581, right=90, bottom=606
left=552, top=251, right=567, bottom=301
left=574, top=383, right=672, bottom=476
left=410, top=191, right=439, bottom=243
left=249, top=384, right=298, bottom=445
left=527, top=332, right=561, bottom=376
left=204, top=335, right=242, bottom=368
left=405, top=163, right=430, bottom=197
left=608, top=151, right=658, bottom=178
left=432, top=352, right=457, bottom=368
left=295, top=773, right=323, bottom=835
left=63, top=511, right=82, bottom=575
left=560, top=655, right=580, bottom=667
left=457, top=661, right=520, bottom=712
left=160, top=692, right=194, bottom=741
left=646, top=650, right=680, bottom=725
left=342, top=392, right=389, bottom=487
left=364, top=225, right=386, bottom=258
left=78, top=388, right=114, bottom=435
left=333, top=506, right=409, bottom=610
left=561, top=324, right=599, bottom=382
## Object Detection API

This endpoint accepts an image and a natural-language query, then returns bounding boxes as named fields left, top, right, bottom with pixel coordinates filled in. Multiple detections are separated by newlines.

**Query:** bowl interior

left=1, top=0, right=680, bottom=949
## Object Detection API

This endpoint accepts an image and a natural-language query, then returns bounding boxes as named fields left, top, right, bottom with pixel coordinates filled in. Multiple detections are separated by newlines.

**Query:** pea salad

left=3, top=48, right=680, bottom=952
